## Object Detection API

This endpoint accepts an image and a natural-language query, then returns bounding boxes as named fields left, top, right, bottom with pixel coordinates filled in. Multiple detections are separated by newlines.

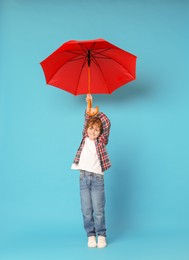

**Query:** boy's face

left=87, top=123, right=101, bottom=140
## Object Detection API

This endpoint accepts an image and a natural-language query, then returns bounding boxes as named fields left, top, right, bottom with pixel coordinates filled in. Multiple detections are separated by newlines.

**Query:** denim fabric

left=80, top=170, right=106, bottom=237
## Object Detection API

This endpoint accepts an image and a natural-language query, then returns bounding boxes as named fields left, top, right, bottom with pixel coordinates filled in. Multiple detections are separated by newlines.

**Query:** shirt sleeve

left=82, top=110, right=90, bottom=137
left=97, top=112, right=111, bottom=145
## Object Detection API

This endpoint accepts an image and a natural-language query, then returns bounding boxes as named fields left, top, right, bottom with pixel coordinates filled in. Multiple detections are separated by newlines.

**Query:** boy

left=71, top=94, right=111, bottom=248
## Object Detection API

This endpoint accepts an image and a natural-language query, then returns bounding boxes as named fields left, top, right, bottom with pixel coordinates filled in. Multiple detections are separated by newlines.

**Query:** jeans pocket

left=95, top=174, right=104, bottom=181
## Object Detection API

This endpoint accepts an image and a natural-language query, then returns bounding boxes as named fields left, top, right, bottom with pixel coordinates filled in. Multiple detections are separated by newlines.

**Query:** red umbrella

left=40, top=38, right=137, bottom=96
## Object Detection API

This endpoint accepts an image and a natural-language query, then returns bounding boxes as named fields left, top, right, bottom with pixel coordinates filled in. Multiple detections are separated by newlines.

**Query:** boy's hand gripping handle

left=86, top=95, right=99, bottom=117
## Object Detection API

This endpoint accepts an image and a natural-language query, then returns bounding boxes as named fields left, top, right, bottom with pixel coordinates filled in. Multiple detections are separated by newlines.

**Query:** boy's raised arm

left=97, top=112, right=111, bottom=145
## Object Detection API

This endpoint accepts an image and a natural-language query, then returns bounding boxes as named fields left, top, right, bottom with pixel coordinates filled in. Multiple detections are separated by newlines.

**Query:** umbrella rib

left=74, top=57, right=87, bottom=95
left=45, top=55, right=85, bottom=84
left=91, top=55, right=111, bottom=94
left=91, top=49, right=114, bottom=60
left=92, top=51, right=135, bottom=78
left=79, top=42, right=97, bottom=52
left=88, top=41, right=97, bottom=51
left=78, top=43, right=88, bottom=52
left=65, top=50, right=85, bottom=55
left=92, top=48, right=111, bottom=55
left=92, top=56, right=111, bottom=60
left=68, top=56, right=87, bottom=62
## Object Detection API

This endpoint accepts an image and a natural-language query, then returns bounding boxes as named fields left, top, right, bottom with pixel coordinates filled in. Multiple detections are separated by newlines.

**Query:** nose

left=90, top=129, right=95, bottom=135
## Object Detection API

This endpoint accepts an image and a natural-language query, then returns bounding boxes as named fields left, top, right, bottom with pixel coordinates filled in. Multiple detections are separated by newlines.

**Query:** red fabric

left=40, top=38, right=137, bottom=95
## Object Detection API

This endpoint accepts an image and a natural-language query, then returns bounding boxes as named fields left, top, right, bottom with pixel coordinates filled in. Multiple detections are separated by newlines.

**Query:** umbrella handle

left=86, top=99, right=99, bottom=116
left=86, top=62, right=99, bottom=116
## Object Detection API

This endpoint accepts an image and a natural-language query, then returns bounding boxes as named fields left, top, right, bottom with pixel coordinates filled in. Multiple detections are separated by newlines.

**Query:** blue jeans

left=80, top=170, right=106, bottom=237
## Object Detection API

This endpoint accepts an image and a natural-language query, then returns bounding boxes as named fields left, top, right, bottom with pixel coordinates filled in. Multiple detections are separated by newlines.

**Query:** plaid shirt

left=73, top=111, right=111, bottom=172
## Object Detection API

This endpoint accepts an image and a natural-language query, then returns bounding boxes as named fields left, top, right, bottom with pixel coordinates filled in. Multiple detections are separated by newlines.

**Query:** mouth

left=89, top=134, right=96, bottom=138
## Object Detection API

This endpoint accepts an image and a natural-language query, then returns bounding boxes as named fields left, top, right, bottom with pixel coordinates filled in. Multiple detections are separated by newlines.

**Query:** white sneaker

left=88, top=236, right=97, bottom=248
left=97, top=236, right=107, bottom=248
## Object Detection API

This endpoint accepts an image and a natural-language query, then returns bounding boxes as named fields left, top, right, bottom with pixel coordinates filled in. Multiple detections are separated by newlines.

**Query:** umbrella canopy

left=40, top=38, right=137, bottom=95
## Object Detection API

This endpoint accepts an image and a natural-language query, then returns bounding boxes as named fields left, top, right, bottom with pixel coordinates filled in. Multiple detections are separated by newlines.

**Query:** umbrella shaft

left=87, top=50, right=91, bottom=66
left=88, top=66, right=91, bottom=94
left=87, top=50, right=91, bottom=94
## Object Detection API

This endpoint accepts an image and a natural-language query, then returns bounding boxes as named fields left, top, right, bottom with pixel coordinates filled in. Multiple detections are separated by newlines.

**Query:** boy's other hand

left=86, top=94, right=93, bottom=103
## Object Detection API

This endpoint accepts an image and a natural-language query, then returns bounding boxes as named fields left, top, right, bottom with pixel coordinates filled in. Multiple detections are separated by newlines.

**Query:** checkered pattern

left=73, top=111, right=111, bottom=172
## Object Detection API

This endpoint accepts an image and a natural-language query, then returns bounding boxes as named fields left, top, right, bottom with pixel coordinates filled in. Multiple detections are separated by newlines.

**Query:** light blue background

left=0, top=0, right=189, bottom=259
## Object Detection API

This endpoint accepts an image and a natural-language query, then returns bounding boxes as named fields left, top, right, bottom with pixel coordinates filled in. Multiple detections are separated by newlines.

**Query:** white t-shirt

left=71, top=137, right=103, bottom=175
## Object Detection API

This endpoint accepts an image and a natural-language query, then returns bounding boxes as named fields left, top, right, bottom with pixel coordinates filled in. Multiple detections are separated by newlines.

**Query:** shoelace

left=98, top=236, right=105, bottom=242
left=88, top=236, right=96, bottom=243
